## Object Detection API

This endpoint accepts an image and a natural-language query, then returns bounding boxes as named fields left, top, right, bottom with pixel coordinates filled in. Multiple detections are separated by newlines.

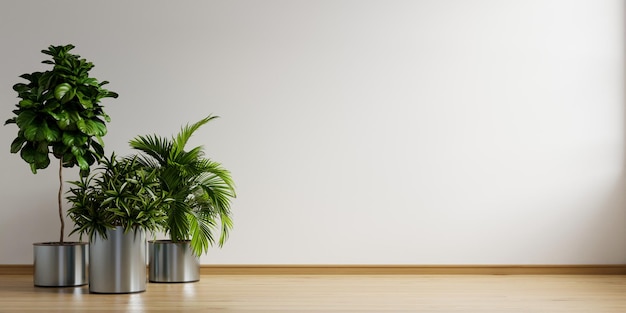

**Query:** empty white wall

left=0, top=0, right=624, bottom=264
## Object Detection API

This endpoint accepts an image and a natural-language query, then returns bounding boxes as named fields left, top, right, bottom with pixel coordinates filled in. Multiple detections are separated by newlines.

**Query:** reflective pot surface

left=89, top=227, right=146, bottom=293
left=33, top=242, right=88, bottom=287
left=149, top=240, right=200, bottom=283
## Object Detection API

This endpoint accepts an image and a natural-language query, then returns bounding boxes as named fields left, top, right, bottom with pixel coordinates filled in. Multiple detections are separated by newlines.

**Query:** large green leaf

left=15, top=110, right=37, bottom=129
left=75, top=91, right=93, bottom=109
left=62, top=152, right=76, bottom=167
left=52, top=142, right=69, bottom=159
left=71, top=145, right=89, bottom=170
left=42, top=98, right=61, bottom=111
left=54, top=83, right=76, bottom=104
left=23, top=121, right=42, bottom=141
left=62, top=131, right=88, bottom=147
left=54, top=83, right=72, bottom=101
left=82, top=151, right=96, bottom=167
left=82, top=77, right=99, bottom=87
left=18, top=99, right=35, bottom=108
left=40, top=120, right=61, bottom=142
left=48, top=110, right=69, bottom=121
left=67, top=110, right=82, bottom=123
left=38, top=71, right=54, bottom=90
left=10, top=136, right=26, bottom=153
left=91, top=139, right=105, bottom=157
left=76, top=119, right=107, bottom=136
left=34, top=148, right=50, bottom=164
left=20, top=144, right=37, bottom=163
left=74, top=154, right=89, bottom=171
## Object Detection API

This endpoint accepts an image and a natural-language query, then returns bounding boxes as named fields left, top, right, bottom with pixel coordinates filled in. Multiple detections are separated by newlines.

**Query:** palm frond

left=188, top=211, right=217, bottom=256
left=174, top=115, right=218, bottom=149
left=196, top=160, right=236, bottom=195
left=166, top=199, right=192, bottom=242
left=129, top=134, right=172, bottom=166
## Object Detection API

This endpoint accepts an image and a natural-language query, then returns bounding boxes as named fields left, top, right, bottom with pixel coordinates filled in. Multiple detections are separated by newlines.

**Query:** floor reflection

left=182, top=282, right=197, bottom=298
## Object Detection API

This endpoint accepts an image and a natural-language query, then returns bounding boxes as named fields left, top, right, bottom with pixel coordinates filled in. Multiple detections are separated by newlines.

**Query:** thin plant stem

left=58, top=158, right=64, bottom=243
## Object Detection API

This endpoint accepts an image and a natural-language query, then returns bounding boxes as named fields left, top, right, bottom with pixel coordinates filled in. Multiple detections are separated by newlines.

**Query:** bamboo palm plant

left=129, top=115, right=236, bottom=256
left=66, top=153, right=167, bottom=241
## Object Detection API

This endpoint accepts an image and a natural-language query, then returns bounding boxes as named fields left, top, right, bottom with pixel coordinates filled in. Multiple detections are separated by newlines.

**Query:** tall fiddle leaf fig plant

left=5, top=44, right=118, bottom=243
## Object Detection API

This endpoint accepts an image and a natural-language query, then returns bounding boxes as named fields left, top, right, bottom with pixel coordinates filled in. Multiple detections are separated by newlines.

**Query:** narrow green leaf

left=29, top=163, right=38, bottom=174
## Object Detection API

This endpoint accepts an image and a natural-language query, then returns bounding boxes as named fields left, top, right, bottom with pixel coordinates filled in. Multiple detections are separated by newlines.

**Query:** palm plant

left=129, top=115, right=236, bottom=256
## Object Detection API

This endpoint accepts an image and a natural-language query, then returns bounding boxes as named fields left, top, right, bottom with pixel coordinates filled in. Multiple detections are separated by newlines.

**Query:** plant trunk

left=58, top=159, right=64, bottom=243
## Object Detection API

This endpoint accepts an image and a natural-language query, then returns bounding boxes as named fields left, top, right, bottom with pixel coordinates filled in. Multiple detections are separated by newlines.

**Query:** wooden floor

left=1, top=274, right=626, bottom=312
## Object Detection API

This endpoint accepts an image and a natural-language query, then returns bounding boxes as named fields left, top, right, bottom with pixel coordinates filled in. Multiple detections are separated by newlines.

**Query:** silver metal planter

left=33, top=242, right=88, bottom=287
left=89, top=227, right=146, bottom=293
left=149, top=240, right=200, bottom=283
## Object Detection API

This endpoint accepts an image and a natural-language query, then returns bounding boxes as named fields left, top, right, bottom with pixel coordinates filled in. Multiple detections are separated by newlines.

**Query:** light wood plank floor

left=1, top=274, right=626, bottom=312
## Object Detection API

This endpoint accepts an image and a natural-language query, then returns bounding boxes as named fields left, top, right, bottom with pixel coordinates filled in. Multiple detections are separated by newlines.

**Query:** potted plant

left=4, top=44, right=118, bottom=287
left=67, top=153, right=166, bottom=293
left=129, top=115, right=236, bottom=283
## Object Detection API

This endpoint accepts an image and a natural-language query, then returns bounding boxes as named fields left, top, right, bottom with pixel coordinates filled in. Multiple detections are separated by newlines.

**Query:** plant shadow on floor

left=32, top=285, right=90, bottom=295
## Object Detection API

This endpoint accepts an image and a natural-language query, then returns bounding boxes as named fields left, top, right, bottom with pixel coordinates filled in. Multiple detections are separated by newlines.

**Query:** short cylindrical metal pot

left=89, top=227, right=146, bottom=294
left=33, top=242, right=88, bottom=287
left=149, top=240, right=199, bottom=283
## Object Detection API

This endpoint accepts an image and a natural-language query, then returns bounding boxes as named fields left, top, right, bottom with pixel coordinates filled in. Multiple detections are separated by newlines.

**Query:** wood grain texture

left=1, top=274, right=626, bottom=312
left=198, top=264, right=626, bottom=275
left=3, top=264, right=626, bottom=275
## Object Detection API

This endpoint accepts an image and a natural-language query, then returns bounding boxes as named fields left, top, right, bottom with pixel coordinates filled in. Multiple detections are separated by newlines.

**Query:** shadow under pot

left=89, top=226, right=146, bottom=294
left=148, top=240, right=200, bottom=283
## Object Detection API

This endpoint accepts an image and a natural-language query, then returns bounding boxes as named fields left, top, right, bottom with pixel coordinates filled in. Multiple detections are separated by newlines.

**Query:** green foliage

left=66, top=153, right=167, bottom=241
left=129, top=115, right=236, bottom=256
left=5, top=44, right=117, bottom=175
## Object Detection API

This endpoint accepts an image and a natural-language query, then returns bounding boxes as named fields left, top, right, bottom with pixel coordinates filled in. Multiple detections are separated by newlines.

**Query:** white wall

left=0, top=0, right=624, bottom=265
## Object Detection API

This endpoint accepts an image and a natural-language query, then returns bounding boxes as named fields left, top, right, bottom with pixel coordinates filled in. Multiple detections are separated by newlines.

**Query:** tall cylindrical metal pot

left=89, top=226, right=146, bottom=293
left=149, top=240, right=200, bottom=283
left=33, top=242, right=88, bottom=287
